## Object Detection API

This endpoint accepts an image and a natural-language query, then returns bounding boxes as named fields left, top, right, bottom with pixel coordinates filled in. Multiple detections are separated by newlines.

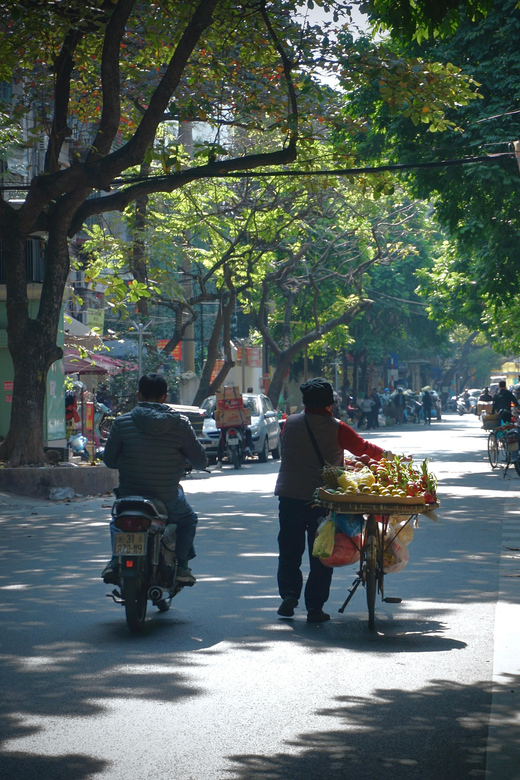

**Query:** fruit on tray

left=322, top=455, right=438, bottom=504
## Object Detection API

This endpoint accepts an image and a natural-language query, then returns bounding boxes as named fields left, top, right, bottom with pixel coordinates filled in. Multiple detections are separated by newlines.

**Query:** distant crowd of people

left=335, top=386, right=439, bottom=430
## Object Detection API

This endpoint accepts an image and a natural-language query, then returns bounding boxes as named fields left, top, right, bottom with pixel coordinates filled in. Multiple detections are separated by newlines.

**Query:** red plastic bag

left=321, top=532, right=362, bottom=568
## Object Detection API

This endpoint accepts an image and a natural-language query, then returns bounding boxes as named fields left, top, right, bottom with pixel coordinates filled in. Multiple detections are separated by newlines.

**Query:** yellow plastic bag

left=312, top=518, right=336, bottom=559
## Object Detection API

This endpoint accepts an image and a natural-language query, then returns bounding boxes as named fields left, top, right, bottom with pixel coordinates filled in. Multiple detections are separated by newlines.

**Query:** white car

left=200, top=393, right=281, bottom=463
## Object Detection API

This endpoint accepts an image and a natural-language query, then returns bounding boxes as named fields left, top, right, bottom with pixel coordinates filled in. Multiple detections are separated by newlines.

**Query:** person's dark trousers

left=277, top=496, right=333, bottom=611
left=368, top=410, right=379, bottom=429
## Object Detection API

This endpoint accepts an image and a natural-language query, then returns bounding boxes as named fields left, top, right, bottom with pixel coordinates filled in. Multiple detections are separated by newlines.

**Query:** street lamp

left=132, top=319, right=152, bottom=377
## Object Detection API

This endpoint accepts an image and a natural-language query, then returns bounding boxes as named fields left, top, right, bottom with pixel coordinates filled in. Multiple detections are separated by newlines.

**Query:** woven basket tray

left=315, top=487, right=439, bottom=516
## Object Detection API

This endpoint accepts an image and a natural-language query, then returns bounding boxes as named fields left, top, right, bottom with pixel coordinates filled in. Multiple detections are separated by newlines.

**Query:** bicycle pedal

left=383, top=597, right=402, bottom=603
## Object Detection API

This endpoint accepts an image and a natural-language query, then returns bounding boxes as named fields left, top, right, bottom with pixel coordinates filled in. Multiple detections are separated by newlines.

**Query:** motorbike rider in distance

left=492, top=380, right=520, bottom=424
left=102, top=373, right=208, bottom=584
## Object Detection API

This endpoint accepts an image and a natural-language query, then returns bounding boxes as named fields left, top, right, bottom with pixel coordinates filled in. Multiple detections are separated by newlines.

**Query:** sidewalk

left=486, top=483, right=520, bottom=779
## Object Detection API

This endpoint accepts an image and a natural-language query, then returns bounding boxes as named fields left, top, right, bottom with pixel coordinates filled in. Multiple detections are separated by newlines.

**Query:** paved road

left=0, top=413, right=518, bottom=779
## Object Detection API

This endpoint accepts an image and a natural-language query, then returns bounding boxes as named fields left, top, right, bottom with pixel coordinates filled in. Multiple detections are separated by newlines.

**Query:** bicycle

left=314, top=493, right=436, bottom=630
left=338, top=512, right=413, bottom=630
left=487, top=424, right=520, bottom=477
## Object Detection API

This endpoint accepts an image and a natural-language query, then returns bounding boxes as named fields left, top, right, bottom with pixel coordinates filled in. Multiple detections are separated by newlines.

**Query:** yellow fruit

left=338, top=473, right=359, bottom=490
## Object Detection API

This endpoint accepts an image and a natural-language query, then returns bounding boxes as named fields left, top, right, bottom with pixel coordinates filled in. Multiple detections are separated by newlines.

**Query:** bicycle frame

left=339, top=513, right=411, bottom=630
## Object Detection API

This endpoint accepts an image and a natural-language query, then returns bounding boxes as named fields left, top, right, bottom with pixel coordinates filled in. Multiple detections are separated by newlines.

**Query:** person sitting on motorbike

left=479, top=387, right=493, bottom=402
left=102, top=373, right=208, bottom=584
left=492, top=380, right=520, bottom=424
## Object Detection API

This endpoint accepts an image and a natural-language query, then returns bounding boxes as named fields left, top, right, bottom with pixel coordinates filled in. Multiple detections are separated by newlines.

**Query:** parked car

left=200, top=393, right=281, bottom=463
left=166, top=403, right=208, bottom=474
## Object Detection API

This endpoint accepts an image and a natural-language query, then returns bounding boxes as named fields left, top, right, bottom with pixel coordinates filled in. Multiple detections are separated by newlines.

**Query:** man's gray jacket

left=103, top=402, right=208, bottom=502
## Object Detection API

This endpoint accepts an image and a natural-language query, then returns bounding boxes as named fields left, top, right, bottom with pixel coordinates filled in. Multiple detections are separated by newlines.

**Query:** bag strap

left=304, top=414, right=325, bottom=468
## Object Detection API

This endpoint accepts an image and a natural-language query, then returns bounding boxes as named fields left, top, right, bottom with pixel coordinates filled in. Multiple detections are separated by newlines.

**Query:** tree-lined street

left=0, top=414, right=518, bottom=779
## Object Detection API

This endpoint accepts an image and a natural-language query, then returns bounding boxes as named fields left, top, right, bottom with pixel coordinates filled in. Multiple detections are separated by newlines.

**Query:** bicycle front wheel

left=364, top=515, right=378, bottom=630
left=488, top=431, right=499, bottom=468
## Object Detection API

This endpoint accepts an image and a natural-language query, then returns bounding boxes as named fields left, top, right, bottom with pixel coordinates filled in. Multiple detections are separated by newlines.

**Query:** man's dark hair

left=499, top=380, right=506, bottom=388
left=138, top=373, right=168, bottom=401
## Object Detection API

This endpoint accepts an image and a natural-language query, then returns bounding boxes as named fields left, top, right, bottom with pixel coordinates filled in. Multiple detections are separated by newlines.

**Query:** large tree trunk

left=267, top=353, right=293, bottom=411
left=192, top=292, right=236, bottom=406
left=0, top=229, right=66, bottom=465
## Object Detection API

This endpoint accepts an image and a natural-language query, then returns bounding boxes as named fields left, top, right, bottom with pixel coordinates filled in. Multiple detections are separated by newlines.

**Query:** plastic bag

left=320, top=532, right=362, bottom=568
left=49, top=486, right=75, bottom=501
left=312, top=518, right=336, bottom=559
left=383, top=525, right=409, bottom=573
left=390, top=516, right=414, bottom=546
left=333, top=512, right=363, bottom=537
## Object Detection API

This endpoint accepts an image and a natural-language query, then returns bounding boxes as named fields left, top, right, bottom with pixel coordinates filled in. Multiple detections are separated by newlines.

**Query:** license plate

left=227, top=436, right=239, bottom=445
left=113, top=533, right=147, bottom=556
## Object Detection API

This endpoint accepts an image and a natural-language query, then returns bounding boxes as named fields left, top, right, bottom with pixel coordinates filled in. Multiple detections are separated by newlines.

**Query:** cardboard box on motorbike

left=215, top=408, right=252, bottom=428
left=215, top=386, right=251, bottom=427
left=217, top=385, right=241, bottom=400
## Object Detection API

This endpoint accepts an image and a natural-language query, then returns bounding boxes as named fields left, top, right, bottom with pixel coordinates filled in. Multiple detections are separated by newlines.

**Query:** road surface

left=0, top=413, right=518, bottom=779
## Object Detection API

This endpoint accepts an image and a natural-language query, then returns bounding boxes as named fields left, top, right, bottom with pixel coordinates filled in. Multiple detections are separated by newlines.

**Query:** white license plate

left=227, top=436, right=239, bottom=445
left=114, top=533, right=147, bottom=556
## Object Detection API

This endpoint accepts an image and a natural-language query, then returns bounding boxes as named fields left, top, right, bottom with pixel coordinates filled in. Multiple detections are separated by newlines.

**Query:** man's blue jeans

left=110, top=487, right=198, bottom=567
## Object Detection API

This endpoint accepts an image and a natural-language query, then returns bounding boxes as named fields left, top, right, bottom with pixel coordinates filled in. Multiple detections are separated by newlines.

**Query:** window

left=0, top=81, right=12, bottom=101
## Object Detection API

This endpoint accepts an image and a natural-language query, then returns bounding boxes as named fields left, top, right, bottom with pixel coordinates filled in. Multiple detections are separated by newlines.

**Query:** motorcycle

left=219, top=424, right=247, bottom=469
left=457, top=395, right=475, bottom=415
left=106, top=495, right=192, bottom=632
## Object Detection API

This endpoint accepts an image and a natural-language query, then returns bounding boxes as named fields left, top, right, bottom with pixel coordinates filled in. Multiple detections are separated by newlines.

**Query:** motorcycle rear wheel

left=230, top=445, right=242, bottom=469
left=123, top=576, right=148, bottom=632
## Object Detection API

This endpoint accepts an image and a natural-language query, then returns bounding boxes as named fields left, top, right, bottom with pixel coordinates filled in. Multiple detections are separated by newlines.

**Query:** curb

left=0, top=464, right=118, bottom=498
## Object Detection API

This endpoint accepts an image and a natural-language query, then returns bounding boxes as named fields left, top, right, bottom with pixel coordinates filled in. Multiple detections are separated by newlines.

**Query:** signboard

left=3, top=381, right=13, bottom=392
left=246, top=346, right=261, bottom=367
left=236, top=346, right=261, bottom=367
left=156, top=339, right=182, bottom=361
left=5, top=395, right=12, bottom=403
left=210, top=359, right=225, bottom=384
left=86, top=308, right=105, bottom=332
left=85, top=401, right=94, bottom=431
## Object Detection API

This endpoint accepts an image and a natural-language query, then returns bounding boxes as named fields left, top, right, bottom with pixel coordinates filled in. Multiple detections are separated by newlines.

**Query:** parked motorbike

left=106, top=495, right=191, bottom=632
left=219, top=424, right=246, bottom=469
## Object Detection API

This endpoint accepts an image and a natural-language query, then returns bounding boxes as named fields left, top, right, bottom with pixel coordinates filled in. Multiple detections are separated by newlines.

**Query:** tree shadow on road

left=225, top=674, right=520, bottom=780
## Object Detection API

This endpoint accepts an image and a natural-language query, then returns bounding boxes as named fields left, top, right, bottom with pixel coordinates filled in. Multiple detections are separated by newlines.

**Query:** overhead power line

left=0, top=151, right=515, bottom=192
left=112, top=151, right=515, bottom=184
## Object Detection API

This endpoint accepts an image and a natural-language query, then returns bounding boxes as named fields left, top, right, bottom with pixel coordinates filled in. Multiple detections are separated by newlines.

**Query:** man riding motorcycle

left=101, top=373, right=208, bottom=584
left=492, top=380, right=520, bottom=424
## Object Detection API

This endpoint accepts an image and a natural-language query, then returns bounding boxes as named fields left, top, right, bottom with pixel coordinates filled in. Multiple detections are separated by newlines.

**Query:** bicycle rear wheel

left=488, top=431, right=499, bottom=468
left=364, top=515, right=378, bottom=630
